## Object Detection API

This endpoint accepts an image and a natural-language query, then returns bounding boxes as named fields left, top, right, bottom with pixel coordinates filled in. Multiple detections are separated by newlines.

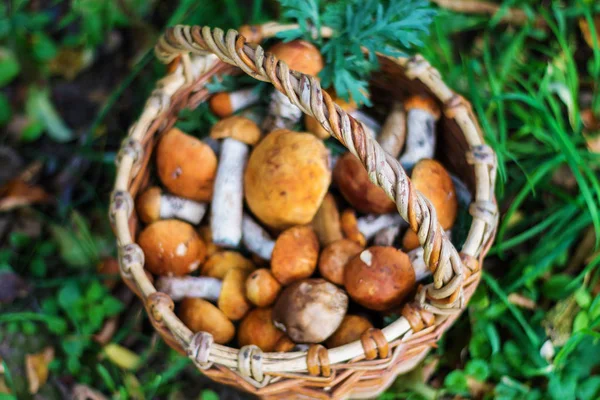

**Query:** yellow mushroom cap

left=178, top=298, right=235, bottom=344
left=138, top=220, right=206, bottom=277
left=156, top=128, right=217, bottom=202
left=238, top=308, right=285, bottom=352
left=268, top=40, right=324, bottom=76
left=210, top=116, right=261, bottom=145
left=318, top=239, right=364, bottom=286
left=136, top=187, right=162, bottom=224
left=218, top=268, right=252, bottom=321
left=325, top=315, right=373, bottom=348
left=201, top=251, right=255, bottom=279
left=271, top=226, right=320, bottom=285
left=244, top=129, right=331, bottom=230
left=246, top=268, right=282, bottom=307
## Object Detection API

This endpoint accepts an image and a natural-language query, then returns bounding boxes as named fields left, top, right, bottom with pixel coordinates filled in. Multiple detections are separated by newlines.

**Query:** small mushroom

left=136, top=186, right=207, bottom=225
left=138, top=220, right=207, bottom=276
left=333, top=102, right=408, bottom=214
left=340, top=209, right=366, bottom=247
left=209, top=88, right=260, bottom=118
left=244, top=129, right=331, bottom=229
left=238, top=307, right=285, bottom=352
left=210, top=116, right=261, bottom=247
left=273, top=278, right=348, bottom=343
left=245, top=268, right=282, bottom=307
left=273, top=335, right=297, bottom=352
left=197, top=226, right=221, bottom=257
left=344, top=246, right=415, bottom=311
left=159, top=267, right=251, bottom=320
left=262, top=40, right=324, bottom=132
left=242, top=213, right=275, bottom=260
left=311, top=193, right=343, bottom=246
left=271, top=226, right=320, bottom=285
left=400, top=159, right=457, bottom=251
left=318, top=239, right=364, bottom=286
left=398, top=95, right=441, bottom=169
left=178, top=298, right=235, bottom=344
left=156, top=128, right=217, bottom=202
left=201, top=251, right=255, bottom=279
left=325, top=315, right=373, bottom=348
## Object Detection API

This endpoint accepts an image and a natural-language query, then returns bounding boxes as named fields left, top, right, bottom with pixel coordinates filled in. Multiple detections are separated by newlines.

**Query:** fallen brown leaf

left=25, top=346, right=54, bottom=394
left=508, top=293, right=536, bottom=310
left=0, top=179, right=50, bottom=212
left=72, top=384, right=109, bottom=400
left=579, top=16, right=600, bottom=49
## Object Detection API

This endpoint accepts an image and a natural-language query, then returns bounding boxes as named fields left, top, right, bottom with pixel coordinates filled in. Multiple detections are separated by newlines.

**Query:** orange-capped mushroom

left=271, top=226, right=319, bottom=285
left=238, top=308, right=285, bottom=352
left=178, top=298, right=235, bottom=344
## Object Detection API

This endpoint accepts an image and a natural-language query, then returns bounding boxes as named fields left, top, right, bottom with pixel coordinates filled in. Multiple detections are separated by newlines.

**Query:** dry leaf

left=0, top=271, right=30, bottom=304
left=103, top=343, right=140, bottom=370
left=0, top=179, right=50, bottom=212
left=93, top=317, right=118, bottom=345
left=508, top=293, right=536, bottom=310
left=25, top=346, right=54, bottom=394
left=48, top=48, right=94, bottom=80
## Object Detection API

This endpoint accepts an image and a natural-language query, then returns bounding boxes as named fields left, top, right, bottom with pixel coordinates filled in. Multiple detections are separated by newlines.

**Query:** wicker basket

left=110, top=22, right=498, bottom=399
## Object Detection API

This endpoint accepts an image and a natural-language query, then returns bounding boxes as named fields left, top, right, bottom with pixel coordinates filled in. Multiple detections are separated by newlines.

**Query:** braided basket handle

left=154, top=25, right=466, bottom=308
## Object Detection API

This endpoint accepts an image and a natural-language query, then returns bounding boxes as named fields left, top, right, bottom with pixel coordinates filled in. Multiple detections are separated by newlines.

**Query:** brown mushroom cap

left=209, top=92, right=235, bottom=118
left=246, top=268, right=282, bottom=307
left=333, top=153, right=396, bottom=214
left=318, top=239, right=364, bottom=285
left=138, top=220, right=206, bottom=276
left=244, top=129, right=331, bottom=229
left=271, top=226, right=320, bottom=285
left=411, top=159, right=457, bottom=230
left=156, top=128, right=217, bottom=202
left=136, top=187, right=161, bottom=224
left=401, top=229, right=421, bottom=251
left=178, top=298, right=235, bottom=344
left=344, top=246, right=415, bottom=311
left=273, top=279, right=348, bottom=343
left=218, top=268, right=252, bottom=321
left=210, top=116, right=261, bottom=145
left=325, top=315, right=373, bottom=348
left=201, top=251, right=255, bottom=279
left=238, top=308, right=285, bottom=352
left=268, top=40, right=324, bottom=76
left=311, top=193, right=343, bottom=246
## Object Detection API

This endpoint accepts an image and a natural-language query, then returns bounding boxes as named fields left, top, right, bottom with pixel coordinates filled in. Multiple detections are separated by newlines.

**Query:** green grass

left=0, top=0, right=599, bottom=399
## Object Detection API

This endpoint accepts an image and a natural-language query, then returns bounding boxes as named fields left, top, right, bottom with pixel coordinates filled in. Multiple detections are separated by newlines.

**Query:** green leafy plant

left=277, top=0, right=435, bottom=105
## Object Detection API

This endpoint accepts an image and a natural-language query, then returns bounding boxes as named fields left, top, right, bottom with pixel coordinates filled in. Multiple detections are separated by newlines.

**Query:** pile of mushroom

left=134, top=39, right=466, bottom=351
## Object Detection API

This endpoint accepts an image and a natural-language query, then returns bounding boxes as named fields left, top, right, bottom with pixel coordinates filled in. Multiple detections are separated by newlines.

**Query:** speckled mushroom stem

left=242, top=213, right=275, bottom=260
left=156, top=276, right=222, bottom=302
left=211, top=87, right=260, bottom=117
left=211, top=138, right=249, bottom=247
left=399, top=97, right=440, bottom=169
left=262, top=90, right=303, bottom=132
left=160, top=194, right=207, bottom=224
left=357, top=213, right=407, bottom=241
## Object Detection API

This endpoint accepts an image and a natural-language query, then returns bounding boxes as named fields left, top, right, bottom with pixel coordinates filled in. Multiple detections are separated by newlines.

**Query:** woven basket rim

left=110, top=22, right=498, bottom=397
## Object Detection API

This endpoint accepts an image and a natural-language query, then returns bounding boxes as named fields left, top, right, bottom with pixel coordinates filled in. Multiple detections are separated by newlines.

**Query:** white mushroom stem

left=357, top=213, right=407, bottom=241
left=226, top=87, right=260, bottom=114
left=373, top=225, right=403, bottom=247
left=156, top=276, right=222, bottom=302
left=398, top=107, right=438, bottom=169
left=242, top=213, right=275, bottom=260
left=377, top=102, right=406, bottom=157
left=159, top=194, right=207, bottom=225
left=262, top=90, right=303, bottom=132
left=350, top=110, right=381, bottom=138
left=211, top=138, right=249, bottom=247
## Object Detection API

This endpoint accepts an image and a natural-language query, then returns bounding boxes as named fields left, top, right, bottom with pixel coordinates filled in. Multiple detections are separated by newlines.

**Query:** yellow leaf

left=25, top=347, right=54, bottom=394
left=103, top=343, right=140, bottom=370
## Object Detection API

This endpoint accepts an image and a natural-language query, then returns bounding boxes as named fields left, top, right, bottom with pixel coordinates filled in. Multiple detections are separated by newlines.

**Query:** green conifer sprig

left=276, top=0, right=436, bottom=105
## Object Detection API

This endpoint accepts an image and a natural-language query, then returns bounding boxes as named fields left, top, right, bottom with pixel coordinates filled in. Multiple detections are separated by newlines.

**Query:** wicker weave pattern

left=110, top=23, right=498, bottom=399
